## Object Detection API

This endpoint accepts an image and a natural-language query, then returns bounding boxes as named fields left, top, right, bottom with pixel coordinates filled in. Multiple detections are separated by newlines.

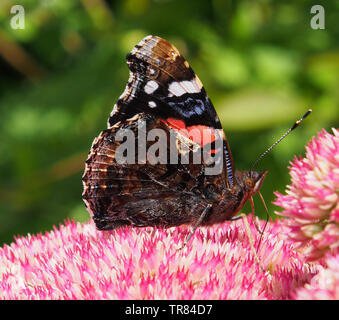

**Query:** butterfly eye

left=245, top=178, right=255, bottom=189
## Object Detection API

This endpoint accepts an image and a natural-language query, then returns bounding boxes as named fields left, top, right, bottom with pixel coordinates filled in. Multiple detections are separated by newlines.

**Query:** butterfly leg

left=240, top=213, right=265, bottom=272
left=177, top=204, right=212, bottom=250
left=230, top=198, right=263, bottom=233
left=247, top=196, right=265, bottom=235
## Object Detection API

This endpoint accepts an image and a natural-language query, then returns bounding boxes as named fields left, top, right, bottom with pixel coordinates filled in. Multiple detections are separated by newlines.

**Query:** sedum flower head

left=0, top=217, right=315, bottom=300
left=274, top=129, right=339, bottom=260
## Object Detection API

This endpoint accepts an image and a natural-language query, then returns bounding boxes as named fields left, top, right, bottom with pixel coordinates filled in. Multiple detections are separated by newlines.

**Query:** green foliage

left=0, top=0, right=338, bottom=245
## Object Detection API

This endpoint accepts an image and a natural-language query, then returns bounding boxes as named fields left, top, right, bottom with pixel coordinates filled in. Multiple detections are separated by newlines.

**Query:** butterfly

left=82, top=35, right=268, bottom=242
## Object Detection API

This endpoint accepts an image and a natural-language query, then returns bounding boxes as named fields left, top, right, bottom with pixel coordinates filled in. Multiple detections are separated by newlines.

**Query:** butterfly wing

left=83, top=116, right=226, bottom=229
left=82, top=35, right=235, bottom=230
left=109, top=36, right=217, bottom=126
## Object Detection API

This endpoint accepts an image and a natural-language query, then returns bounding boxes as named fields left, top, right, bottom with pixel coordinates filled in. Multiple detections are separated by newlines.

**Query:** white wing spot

left=144, top=80, right=159, bottom=94
left=168, top=78, right=202, bottom=97
left=148, top=101, right=157, bottom=108
left=168, top=81, right=186, bottom=96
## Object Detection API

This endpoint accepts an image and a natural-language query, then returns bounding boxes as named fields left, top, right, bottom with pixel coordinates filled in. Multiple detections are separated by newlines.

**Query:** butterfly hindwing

left=82, top=115, right=227, bottom=229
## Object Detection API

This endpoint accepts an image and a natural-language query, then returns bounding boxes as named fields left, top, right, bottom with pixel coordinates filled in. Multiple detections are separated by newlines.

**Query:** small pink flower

left=294, top=253, right=339, bottom=299
left=0, top=217, right=315, bottom=300
left=274, top=128, right=339, bottom=260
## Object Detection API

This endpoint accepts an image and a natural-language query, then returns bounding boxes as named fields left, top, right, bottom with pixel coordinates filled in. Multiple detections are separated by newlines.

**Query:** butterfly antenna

left=250, top=109, right=312, bottom=171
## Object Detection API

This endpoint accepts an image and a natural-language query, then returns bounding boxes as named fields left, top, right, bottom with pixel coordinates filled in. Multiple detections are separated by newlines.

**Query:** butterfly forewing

left=108, top=36, right=234, bottom=186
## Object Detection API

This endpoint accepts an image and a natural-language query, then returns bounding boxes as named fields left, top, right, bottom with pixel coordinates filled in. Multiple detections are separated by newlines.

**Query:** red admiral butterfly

left=82, top=35, right=310, bottom=244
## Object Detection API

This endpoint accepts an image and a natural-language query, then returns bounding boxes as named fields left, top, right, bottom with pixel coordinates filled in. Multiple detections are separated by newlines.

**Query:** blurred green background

left=0, top=0, right=338, bottom=246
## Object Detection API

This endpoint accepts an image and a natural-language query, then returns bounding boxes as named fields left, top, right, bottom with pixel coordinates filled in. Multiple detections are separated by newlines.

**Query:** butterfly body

left=82, top=36, right=266, bottom=232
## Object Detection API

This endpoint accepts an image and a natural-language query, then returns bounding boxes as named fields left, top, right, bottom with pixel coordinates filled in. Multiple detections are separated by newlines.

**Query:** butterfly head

left=222, top=169, right=267, bottom=219
left=241, top=170, right=268, bottom=195
left=234, top=169, right=268, bottom=208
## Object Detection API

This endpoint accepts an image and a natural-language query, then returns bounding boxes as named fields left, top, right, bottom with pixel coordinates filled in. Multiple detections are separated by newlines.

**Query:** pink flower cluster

left=0, top=217, right=315, bottom=300
left=274, top=128, right=339, bottom=260
left=294, top=253, right=339, bottom=299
